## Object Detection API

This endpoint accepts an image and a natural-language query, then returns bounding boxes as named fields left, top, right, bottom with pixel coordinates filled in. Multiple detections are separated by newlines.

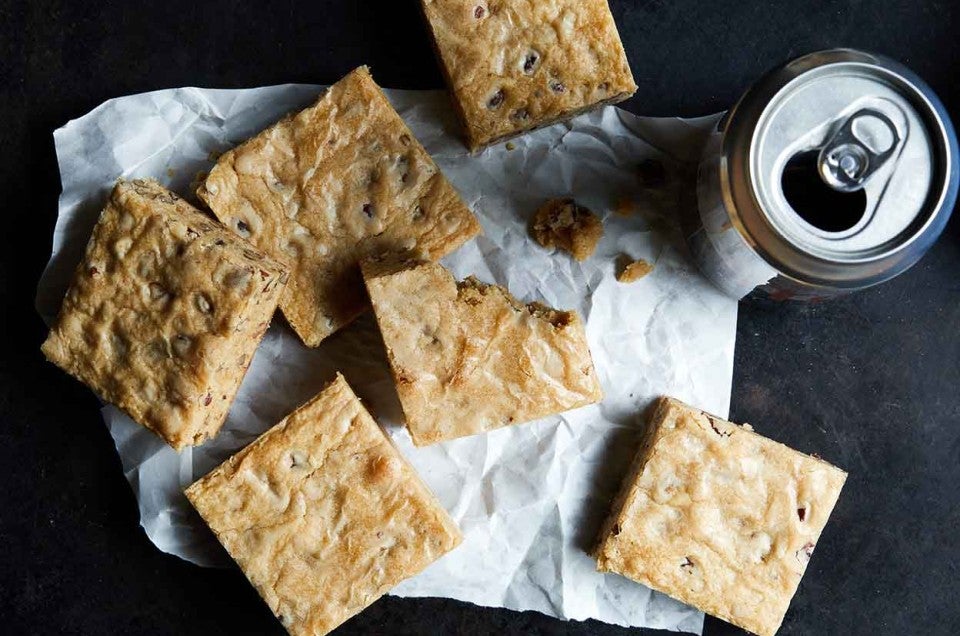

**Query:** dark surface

left=2, top=1, right=958, bottom=634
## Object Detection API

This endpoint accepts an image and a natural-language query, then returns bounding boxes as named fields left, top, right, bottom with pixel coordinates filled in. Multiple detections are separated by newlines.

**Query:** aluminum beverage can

left=685, top=49, right=958, bottom=300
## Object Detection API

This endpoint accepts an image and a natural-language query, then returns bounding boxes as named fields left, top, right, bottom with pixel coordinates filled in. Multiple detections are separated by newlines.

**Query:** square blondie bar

left=593, top=398, right=847, bottom=636
left=361, top=256, right=603, bottom=446
left=42, top=179, right=288, bottom=450
left=185, top=374, right=462, bottom=636
left=198, top=66, right=481, bottom=347
left=421, top=0, right=638, bottom=151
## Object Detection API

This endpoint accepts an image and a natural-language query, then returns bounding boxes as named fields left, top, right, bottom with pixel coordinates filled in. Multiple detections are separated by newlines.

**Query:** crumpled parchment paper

left=36, top=84, right=736, bottom=634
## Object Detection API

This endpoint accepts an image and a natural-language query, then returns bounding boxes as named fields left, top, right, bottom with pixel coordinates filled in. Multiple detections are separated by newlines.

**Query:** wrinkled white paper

left=36, top=85, right=737, bottom=634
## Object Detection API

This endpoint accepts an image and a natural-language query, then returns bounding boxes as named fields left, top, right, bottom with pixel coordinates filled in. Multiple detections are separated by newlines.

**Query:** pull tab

left=818, top=109, right=902, bottom=192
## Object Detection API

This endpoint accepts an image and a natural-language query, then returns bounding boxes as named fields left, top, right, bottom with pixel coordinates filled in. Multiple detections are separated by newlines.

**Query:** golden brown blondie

left=186, top=374, right=462, bottom=636
left=42, top=179, right=288, bottom=450
left=198, top=66, right=480, bottom=347
left=362, top=256, right=603, bottom=445
left=594, top=398, right=847, bottom=636
left=421, top=0, right=637, bottom=150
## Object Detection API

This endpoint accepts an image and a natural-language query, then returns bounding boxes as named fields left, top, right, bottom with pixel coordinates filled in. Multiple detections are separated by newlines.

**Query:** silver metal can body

left=687, top=49, right=959, bottom=300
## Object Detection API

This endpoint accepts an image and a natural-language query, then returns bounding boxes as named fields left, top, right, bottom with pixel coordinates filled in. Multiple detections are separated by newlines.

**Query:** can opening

left=781, top=150, right=867, bottom=232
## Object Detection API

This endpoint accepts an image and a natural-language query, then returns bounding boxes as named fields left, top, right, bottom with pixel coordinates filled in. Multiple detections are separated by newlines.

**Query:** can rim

left=721, top=49, right=958, bottom=288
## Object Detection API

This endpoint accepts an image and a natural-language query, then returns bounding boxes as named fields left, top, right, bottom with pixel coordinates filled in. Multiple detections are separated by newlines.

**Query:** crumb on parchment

left=530, top=198, right=603, bottom=261
left=616, top=255, right=653, bottom=283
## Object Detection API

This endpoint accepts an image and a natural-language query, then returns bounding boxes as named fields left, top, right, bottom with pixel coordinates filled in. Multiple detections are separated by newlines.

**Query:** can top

left=722, top=49, right=958, bottom=288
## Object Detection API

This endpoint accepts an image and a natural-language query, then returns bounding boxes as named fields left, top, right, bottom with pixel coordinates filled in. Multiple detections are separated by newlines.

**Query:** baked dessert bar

left=41, top=179, right=288, bottom=450
left=531, top=198, right=603, bottom=261
left=361, top=256, right=603, bottom=445
left=185, top=374, right=462, bottom=636
left=420, top=0, right=638, bottom=150
left=198, top=66, right=481, bottom=347
left=594, top=398, right=847, bottom=636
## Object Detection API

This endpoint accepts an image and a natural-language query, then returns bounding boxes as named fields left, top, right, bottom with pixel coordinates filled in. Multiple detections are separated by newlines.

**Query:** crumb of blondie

left=616, top=257, right=653, bottom=283
left=531, top=198, right=603, bottom=261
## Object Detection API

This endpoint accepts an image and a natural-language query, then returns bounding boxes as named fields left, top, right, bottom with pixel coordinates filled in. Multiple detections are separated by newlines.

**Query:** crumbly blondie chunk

left=531, top=198, right=603, bottom=261
left=616, top=258, right=653, bottom=283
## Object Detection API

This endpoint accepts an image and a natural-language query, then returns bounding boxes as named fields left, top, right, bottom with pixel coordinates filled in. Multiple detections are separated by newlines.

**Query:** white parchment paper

left=36, top=85, right=737, bottom=633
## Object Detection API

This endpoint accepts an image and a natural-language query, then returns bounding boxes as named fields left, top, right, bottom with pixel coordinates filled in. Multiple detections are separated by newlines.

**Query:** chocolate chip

left=203, top=392, right=212, bottom=406
left=214, top=239, right=226, bottom=246
left=474, top=5, right=486, bottom=19
left=487, top=89, right=504, bottom=109
left=798, top=507, right=807, bottom=522
left=612, top=524, right=621, bottom=536
left=523, top=52, right=539, bottom=74
left=399, top=133, right=411, bottom=146
left=362, top=203, right=374, bottom=219
left=550, top=81, right=566, bottom=93
left=89, top=266, right=100, bottom=277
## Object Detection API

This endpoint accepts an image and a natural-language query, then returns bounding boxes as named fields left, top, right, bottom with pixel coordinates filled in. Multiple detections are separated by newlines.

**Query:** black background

left=2, top=1, right=959, bottom=634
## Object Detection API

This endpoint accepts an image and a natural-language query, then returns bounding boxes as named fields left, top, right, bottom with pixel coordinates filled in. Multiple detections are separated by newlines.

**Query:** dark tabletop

left=3, top=1, right=959, bottom=634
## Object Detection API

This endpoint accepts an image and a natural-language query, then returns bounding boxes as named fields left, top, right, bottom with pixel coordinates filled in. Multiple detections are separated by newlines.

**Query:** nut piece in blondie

left=420, top=0, right=638, bottom=150
left=531, top=198, right=603, bottom=261
left=198, top=66, right=481, bottom=347
left=41, top=179, right=288, bottom=450
left=594, top=398, right=847, bottom=636
left=185, top=374, right=462, bottom=636
left=361, top=256, right=603, bottom=446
